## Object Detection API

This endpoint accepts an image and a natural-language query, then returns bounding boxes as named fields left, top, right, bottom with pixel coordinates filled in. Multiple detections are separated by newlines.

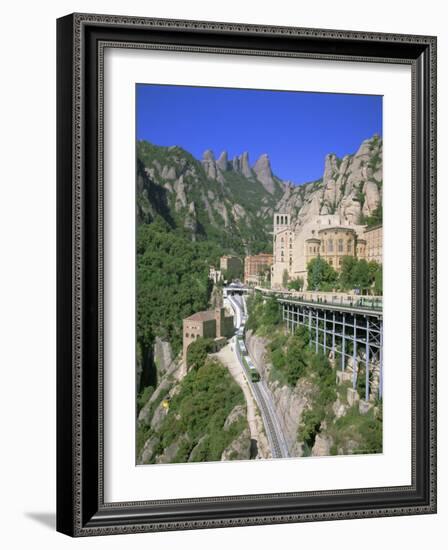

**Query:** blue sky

left=136, top=84, right=382, bottom=184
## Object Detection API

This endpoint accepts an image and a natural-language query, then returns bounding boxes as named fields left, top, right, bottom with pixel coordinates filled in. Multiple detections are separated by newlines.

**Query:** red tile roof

left=184, top=310, right=216, bottom=322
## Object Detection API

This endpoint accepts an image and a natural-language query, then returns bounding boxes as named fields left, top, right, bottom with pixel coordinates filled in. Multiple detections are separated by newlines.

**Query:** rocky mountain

left=276, top=134, right=383, bottom=228
left=137, top=134, right=382, bottom=254
left=137, top=142, right=283, bottom=255
left=137, top=350, right=252, bottom=465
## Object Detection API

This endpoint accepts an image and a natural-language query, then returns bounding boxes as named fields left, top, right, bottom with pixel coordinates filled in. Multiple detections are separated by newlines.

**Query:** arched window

left=338, top=239, right=343, bottom=252
left=347, top=241, right=352, bottom=253
left=328, top=239, right=333, bottom=252
left=276, top=215, right=279, bottom=225
left=185, top=333, right=189, bottom=338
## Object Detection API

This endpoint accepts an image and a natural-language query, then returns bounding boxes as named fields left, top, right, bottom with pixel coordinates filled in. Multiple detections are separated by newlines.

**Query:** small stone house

left=182, top=306, right=234, bottom=364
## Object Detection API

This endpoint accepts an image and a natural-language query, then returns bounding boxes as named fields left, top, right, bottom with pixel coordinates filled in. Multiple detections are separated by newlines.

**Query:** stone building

left=182, top=305, right=234, bottom=364
left=364, top=225, right=383, bottom=264
left=244, top=253, right=273, bottom=285
left=208, top=266, right=223, bottom=284
left=272, top=212, right=382, bottom=289
left=306, top=226, right=359, bottom=271
left=220, top=255, right=242, bottom=278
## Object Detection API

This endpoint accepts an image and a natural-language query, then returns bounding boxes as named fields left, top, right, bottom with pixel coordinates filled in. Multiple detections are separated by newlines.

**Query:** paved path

left=214, top=344, right=265, bottom=450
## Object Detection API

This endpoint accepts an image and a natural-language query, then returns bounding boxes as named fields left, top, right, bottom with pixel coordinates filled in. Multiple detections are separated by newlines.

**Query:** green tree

left=262, top=296, right=282, bottom=327
left=285, top=327, right=309, bottom=386
left=222, top=260, right=243, bottom=282
left=338, top=256, right=357, bottom=290
left=282, top=268, right=290, bottom=288
left=186, top=338, right=214, bottom=370
left=288, top=276, right=304, bottom=291
left=352, top=259, right=371, bottom=293
left=307, top=257, right=338, bottom=291
left=137, top=220, right=215, bottom=356
left=363, top=205, right=382, bottom=227
left=373, top=265, right=383, bottom=295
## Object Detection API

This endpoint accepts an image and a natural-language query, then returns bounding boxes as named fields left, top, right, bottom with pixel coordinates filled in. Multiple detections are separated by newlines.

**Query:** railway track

left=251, top=382, right=284, bottom=458
left=227, top=293, right=289, bottom=459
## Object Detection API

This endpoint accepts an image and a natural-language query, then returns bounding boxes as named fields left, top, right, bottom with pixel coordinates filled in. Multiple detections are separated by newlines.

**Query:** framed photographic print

left=56, top=13, right=437, bottom=536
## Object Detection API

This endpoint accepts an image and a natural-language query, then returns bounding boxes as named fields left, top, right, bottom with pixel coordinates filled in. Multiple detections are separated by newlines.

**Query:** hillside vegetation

left=246, top=293, right=382, bottom=456
left=137, top=354, right=250, bottom=464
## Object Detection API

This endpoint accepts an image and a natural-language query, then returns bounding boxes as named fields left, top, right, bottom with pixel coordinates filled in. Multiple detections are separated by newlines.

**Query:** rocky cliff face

left=137, top=135, right=382, bottom=254
left=137, top=340, right=252, bottom=465
left=276, top=135, right=382, bottom=228
left=137, top=141, right=279, bottom=255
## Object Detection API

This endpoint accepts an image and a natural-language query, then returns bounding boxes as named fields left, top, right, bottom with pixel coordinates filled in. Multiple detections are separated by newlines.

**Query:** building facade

left=364, top=225, right=383, bottom=264
left=182, top=306, right=234, bottom=364
left=272, top=212, right=382, bottom=289
left=306, top=226, right=358, bottom=271
left=220, top=256, right=242, bottom=278
left=244, top=253, right=273, bottom=285
left=208, top=266, right=223, bottom=284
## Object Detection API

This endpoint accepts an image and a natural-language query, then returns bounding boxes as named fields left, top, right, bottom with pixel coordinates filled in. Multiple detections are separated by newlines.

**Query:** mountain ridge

left=137, top=134, right=382, bottom=255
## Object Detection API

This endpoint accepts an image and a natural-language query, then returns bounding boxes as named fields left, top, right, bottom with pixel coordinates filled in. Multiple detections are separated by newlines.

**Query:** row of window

left=307, top=239, right=353, bottom=254
left=185, top=333, right=200, bottom=339
left=275, top=215, right=289, bottom=225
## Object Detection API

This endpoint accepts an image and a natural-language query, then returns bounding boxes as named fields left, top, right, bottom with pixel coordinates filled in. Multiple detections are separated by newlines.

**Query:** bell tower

left=273, top=213, right=290, bottom=234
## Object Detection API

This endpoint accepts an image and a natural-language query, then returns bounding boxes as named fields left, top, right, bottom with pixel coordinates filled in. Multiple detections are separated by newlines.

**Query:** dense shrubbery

left=307, top=257, right=338, bottom=291
left=246, top=295, right=382, bottom=456
left=186, top=338, right=214, bottom=370
left=268, top=327, right=310, bottom=387
left=329, top=406, right=382, bottom=455
left=298, top=351, right=337, bottom=451
left=138, top=356, right=248, bottom=463
left=361, top=205, right=382, bottom=228
left=338, top=256, right=382, bottom=294
left=306, top=256, right=382, bottom=295
left=246, top=293, right=281, bottom=334
left=137, top=219, right=217, bottom=356
left=287, top=276, right=304, bottom=291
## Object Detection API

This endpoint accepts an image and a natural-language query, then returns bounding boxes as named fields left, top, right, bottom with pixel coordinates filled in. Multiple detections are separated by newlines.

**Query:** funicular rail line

left=227, top=293, right=289, bottom=459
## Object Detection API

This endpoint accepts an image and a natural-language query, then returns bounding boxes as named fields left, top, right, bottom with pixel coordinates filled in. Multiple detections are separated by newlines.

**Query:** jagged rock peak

left=253, top=153, right=272, bottom=173
left=231, top=152, right=251, bottom=176
left=202, top=149, right=215, bottom=161
left=253, top=153, right=277, bottom=195
left=216, top=151, right=228, bottom=171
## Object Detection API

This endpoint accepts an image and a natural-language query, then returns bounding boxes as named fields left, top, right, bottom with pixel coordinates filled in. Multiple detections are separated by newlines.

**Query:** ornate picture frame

left=56, top=13, right=437, bottom=536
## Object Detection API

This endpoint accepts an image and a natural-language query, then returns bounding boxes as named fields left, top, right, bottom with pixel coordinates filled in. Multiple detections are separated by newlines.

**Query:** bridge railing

left=257, top=287, right=383, bottom=312
left=288, top=294, right=383, bottom=311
